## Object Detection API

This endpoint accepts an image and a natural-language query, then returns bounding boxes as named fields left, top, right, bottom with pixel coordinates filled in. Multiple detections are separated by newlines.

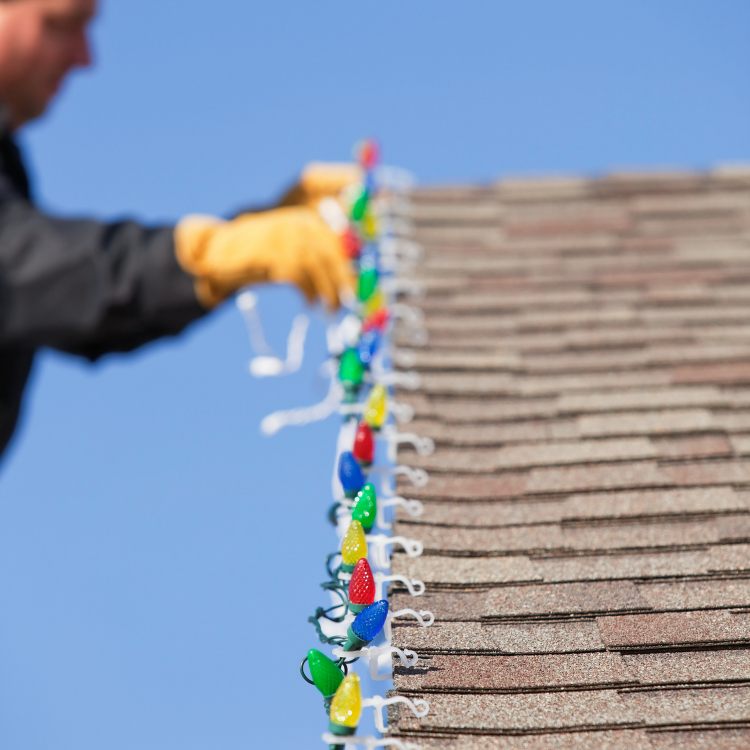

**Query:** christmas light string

left=238, top=142, right=432, bottom=749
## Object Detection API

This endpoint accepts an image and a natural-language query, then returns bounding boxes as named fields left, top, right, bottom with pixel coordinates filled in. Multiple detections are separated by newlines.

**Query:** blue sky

left=1, top=2, right=749, bottom=748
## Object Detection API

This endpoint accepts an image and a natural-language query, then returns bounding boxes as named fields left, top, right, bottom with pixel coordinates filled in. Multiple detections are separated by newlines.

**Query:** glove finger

left=292, top=266, right=317, bottom=304
left=305, top=245, right=341, bottom=309
left=319, top=240, right=355, bottom=303
left=329, top=248, right=355, bottom=296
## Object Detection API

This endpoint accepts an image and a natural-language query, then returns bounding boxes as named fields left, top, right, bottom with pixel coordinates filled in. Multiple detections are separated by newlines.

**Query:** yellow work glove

left=174, top=206, right=353, bottom=310
left=279, top=162, right=362, bottom=210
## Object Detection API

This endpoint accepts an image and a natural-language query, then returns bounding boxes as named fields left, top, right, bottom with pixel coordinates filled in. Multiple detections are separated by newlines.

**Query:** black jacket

left=0, top=107, right=205, bottom=458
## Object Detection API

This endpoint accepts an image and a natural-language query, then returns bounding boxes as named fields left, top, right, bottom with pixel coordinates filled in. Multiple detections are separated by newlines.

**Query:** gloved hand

left=279, top=162, right=362, bottom=210
left=174, top=206, right=353, bottom=310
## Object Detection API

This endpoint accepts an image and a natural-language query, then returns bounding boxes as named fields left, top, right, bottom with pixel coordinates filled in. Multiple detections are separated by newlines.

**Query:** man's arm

left=0, top=159, right=360, bottom=360
left=0, top=198, right=206, bottom=360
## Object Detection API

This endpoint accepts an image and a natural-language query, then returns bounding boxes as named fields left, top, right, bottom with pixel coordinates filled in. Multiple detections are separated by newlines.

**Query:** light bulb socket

left=329, top=722, right=357, bottom=737
left=343, top=627, right=370, bottom=652
left=342, top=385, right=361, bottom=404
left=347, top=602, right=370, bottom=614
left=355, top=458, right=372, bottom=468
left=344, top=489, right=361, bottom=499
left=340, top=561, right=357, bottom=574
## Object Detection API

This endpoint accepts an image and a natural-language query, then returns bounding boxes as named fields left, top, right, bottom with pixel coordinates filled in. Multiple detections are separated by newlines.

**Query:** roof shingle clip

left=388, top=400, right=416, bottom=424
left=383, top=608, right=435, bottom=647
left=369, top=367, right=421, bottom=390
left=390, top=348, right=417, bottom=368
left=366, top=465, right=428, bottom=488
left=365, top=534, right=424, bottom=569
left=361, top=695, right=429, bottom=733
left=377, top=214, right=415, bottom=238
left=392, top=302, right=425, bottom=329
left=378, top=255, right=420, bottom=277
left=321, top=732, right=422, bottom=750
left=398, top=327, right=429, bottom=347
left=380, top=277, right=425, bottom=299
left=373, top=572, right=425, bottom=601
left=379, top=237, right=423, bottom=263
left=332, top=643, right=419, bottom=682
left=372, top=164, right=417, bottom=193
left=376, top=496, right=424, bottom=531
left=381, top=424, right=435, bottom=462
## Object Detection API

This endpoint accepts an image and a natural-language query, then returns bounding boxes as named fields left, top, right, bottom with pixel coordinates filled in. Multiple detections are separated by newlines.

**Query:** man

left=0, top=0, right=355, bottom=459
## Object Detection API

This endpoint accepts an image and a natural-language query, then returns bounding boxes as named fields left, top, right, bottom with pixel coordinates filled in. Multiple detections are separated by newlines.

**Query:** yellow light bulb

left=364, top=385, right=387, bottom=429
left=329, top=673, right=362, bottom=729
left=362, top=211, right=379, bottom=240
left=341, top=520, right=367, bottom=570
left=363, top=288, right=384, bottom=317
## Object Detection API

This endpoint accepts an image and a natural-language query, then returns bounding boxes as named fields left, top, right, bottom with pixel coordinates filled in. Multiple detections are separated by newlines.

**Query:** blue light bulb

left=358, top=247, right=379, bottom=273
left=365, top=171, right=377, bottom=194
left=339, top=451, right=365, bottom=498
left=358, top=330, right=379, bottom=366
left=351, top=600, right=389, bottom=643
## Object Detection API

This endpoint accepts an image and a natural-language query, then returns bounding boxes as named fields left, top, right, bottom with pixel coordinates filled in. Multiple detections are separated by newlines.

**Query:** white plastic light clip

left=362, top=695, right=430, bottom=733
left=399, top=327, right=429, bottom=347
left=382, top=424, right=435, bottom=460
left=389, top=400, right=415, bottom=424
left=327, top=314, right=363, bottom=357
left=236, top=291, right=311, bottom=378
left=250, top=313, right=309, bottom=377
left=392, top=303, right=424, bottom=328
left=373, top=369, right=422, bottom=390
left=376, top=495, right=424, bottom=531
left=394, top=434, right=434, bottom=456
left=332, top=643, right=418, bottom=682
left=321, top=733, right=422, bottom=750
left=373, top=165, right=416, bottom=193
left=380, top=277, right=425, bottom=299
left=260, top=378, right=343, bottom=435
left=379, top=237, right=423, bottom=264
left=383, top=608, right=435, bottom=646
left=367, top=465, right=429, bottom=488
left=381, top=496, right=424, bottom=517
left=390, top=348, right=417, bottom=368
left=373, top=572, right=425, bottom=601
left=366, top=534, right=424, bottom=569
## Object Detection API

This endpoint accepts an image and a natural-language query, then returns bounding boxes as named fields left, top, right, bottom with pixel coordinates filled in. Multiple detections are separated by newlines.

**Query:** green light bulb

left=308, top=649, right=345, bottom=698
left=339, top=349, right=365, bottom=387
left=351, top=187, right=369, bottom=222
left=352, top=483, right=377, bottom=532
left=358, top=268, right=379, bottom=303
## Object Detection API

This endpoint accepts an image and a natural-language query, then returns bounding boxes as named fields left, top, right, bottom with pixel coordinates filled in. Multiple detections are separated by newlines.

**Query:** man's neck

left=0, top=99, right=15, bottom=138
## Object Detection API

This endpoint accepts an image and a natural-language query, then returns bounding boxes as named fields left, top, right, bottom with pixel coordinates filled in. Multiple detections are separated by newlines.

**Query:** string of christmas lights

left=239, top=142, right=432, bottom=749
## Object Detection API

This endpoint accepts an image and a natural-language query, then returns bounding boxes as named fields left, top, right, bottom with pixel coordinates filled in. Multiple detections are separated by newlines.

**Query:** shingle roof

left=388, top=167, right=750, bottom=749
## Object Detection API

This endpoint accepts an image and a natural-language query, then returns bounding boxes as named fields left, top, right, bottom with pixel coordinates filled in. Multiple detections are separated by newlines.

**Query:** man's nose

left=72, top=29, right=93, bottom=68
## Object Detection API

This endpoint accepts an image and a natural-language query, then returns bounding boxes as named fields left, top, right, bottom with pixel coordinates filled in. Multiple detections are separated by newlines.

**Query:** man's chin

left=12, top=96, right=53, bottom=128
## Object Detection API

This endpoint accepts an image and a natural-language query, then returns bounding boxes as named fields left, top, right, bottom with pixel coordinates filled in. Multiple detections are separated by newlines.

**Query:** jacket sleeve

left=0, top=196, right=207, bottom=360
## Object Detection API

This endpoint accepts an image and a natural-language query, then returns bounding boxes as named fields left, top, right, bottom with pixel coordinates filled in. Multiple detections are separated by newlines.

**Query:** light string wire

left=237, top=144, right=432, bottom=750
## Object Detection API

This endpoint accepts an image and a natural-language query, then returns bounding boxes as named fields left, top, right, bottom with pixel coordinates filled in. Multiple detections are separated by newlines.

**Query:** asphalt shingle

left=388, top=169, right=750, bottom=747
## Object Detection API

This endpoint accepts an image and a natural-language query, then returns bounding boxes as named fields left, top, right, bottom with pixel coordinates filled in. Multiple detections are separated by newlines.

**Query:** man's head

left=0, top=0, right=96, bottom=128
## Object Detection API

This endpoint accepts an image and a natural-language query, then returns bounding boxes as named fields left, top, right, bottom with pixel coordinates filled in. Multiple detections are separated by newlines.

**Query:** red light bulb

left=362, top=307, right=390, bottom=334
left=352, top=420, right=374, bottom=466
left=340, top=226, right=362, bottom=260
left=356, top=140, right=380, bottom=170
left=348, top=558, right=376, bottom=613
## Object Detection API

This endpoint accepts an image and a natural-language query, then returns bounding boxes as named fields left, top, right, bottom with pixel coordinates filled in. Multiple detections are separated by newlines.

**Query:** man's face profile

left=0, top=0, right=96, bottom=128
